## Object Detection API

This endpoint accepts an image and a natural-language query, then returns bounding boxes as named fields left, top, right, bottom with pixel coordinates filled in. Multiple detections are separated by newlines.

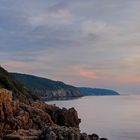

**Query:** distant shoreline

left=42, top=94, right=120, bottom=102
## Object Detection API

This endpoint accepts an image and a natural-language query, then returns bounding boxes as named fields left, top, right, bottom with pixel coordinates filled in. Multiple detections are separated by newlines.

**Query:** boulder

left=41, top=126, right=80, bottom=140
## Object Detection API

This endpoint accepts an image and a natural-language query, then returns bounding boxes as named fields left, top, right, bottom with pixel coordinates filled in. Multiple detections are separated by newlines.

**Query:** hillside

left=0, top=66, right=38, bottom=103
left=11, top=73, right=82, bottom=100
left=79, top=87, right=119, bottom=96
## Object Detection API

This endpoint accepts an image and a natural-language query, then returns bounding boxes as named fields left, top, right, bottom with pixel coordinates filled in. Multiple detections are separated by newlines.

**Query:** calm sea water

left=47, top=95, right=140, bottom=140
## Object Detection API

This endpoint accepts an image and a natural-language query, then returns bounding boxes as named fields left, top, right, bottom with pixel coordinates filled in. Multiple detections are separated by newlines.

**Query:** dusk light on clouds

left=1, top=0, right=140, bottom=94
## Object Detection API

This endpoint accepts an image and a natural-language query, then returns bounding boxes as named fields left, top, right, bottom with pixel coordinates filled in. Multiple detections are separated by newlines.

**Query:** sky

left=0, top=0, right=140, bottom=94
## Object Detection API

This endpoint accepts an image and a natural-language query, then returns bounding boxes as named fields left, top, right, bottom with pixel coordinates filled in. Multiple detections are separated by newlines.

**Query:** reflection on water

left=47, top=95, right=140, bottom=140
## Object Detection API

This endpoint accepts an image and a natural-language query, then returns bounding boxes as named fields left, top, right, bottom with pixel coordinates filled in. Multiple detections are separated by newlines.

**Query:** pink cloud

left=116, top=75, right=140, bottom=85
left=79, top=69, right=97, bottom=79
left=72, top=65, right=98, bottom=80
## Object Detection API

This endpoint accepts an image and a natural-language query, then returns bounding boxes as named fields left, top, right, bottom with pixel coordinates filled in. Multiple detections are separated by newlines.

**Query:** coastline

left=41, top=96, right=83, bottom=102
left=0, top=89, right=108, bottom=140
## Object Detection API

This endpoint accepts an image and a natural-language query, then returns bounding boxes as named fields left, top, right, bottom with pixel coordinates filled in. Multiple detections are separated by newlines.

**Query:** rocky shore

left=0, top=89, right=108, bottom=140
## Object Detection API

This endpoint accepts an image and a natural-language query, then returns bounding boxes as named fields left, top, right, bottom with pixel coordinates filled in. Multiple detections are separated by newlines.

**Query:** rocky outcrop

left=46, top=106, right=81, bottom=127
left=4, top=127, right=107, bottom=140
left=0, top=89, right=108, bottom=140
left=0, top=89, right=53, bottom=136
left=0, top=89, right=80, bottom=137
left=41, top=126, right=108, bottom=140
left=30, top=101, right=80, bottom=128
left=41, top=126, right=80, bottom=140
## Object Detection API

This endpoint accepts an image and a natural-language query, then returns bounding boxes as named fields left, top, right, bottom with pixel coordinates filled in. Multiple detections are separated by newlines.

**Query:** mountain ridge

left=11, top=73, right=119, bottom=100
left=11, top=73, right=82, bottom=100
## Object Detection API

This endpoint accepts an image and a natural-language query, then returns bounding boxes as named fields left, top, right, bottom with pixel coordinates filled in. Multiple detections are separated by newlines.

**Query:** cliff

left=0, top=89, right=79, bottom=136
left=0, top=89, right=107, bottom=140
left=11, top=73, right=119, bottom=100
left=11, top=73, right=82, bottom=100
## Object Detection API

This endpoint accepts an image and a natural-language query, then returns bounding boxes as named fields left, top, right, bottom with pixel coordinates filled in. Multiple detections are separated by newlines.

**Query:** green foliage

left=11, top=73, right=76, bottom=90
left=79, top=87, right=119, bottom=96
left=0, top=66, right=39, bottom=102
left=11, top=73, right=81, bottom=98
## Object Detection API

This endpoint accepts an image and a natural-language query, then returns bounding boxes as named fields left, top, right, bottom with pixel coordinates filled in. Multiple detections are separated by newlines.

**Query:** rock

left=0, top=89, right=108, bottom=140
left=80, top=133, right=89, bottom=140
left=31, top=101, right=81, bottom=128
left=100, top=138, right=108, bottom=140
left=0, top=90, right=80, bottom=138
left=3, top=129, right=41, bottom=140
left=0, top=89, right=13, bottom=118
left=89, top=134, right=99, bottom=140
left=46, top=107, right=81, bottom=128
left=44, top=130, right=57, bottom=140
left=0, top=89, right=13, bottom=136
left=80, top=133, right=100, bottom=140
left=0, top=90, right=53, bottom=137
left=41, top=126, right=80, bottom=140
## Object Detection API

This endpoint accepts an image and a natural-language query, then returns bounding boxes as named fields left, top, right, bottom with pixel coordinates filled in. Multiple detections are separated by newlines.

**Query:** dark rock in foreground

left=0, top=89, right=107, bottom=140
left=4, top=128, right=107, bottom=140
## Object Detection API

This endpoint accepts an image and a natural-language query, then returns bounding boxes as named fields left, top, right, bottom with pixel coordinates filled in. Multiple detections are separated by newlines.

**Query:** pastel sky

left=1, top=0, right=140, bottom=94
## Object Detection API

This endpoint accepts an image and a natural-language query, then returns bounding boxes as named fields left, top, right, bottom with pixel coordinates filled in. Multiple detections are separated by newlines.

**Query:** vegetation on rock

left=0, top=66, right=39, bottom=103
left=11, top=73, right=82, bottom=100
left=79, top=87, right=119, bottom=96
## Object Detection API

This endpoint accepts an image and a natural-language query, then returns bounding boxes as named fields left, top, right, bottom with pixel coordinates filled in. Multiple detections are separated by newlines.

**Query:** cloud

left=29, top=9, right=75, bottom=27
left=81, top=21, right=111, bottom=34
left=72, top=65, right=98, bottom=79
left=1, top=0, right=140, bottom=94
left=79, top=69, right=97, bottom=79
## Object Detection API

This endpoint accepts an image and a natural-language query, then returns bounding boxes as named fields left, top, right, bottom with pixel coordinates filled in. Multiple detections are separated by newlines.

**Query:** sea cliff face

left=0, top=89, right=107, bottom=140
left=41, top=89, right=82, bottom=100
left=11, top=73, right=82, bottom=100
left=11, top=73, right=119, bottom=101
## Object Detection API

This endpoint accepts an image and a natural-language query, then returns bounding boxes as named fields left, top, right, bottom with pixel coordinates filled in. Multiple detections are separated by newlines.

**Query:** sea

left=47, top=95, right=140, bottom=140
